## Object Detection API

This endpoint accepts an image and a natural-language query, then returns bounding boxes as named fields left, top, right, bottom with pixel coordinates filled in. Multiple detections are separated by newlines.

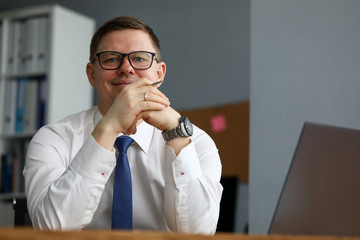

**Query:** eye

left=101, top=53, right=121, bottom=64
left=107, top=58, right=118, bottom=63
left=133, top=56, right=145, bottom=63
left=131, top=52, right=151, bottom=63
left=104, top=56, right=119, bottom=63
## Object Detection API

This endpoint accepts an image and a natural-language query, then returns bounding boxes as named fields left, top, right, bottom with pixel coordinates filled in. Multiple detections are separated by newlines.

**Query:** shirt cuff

left=165, top=141, right=202, bottom=187
left=70, top=136, right=116, bottom=184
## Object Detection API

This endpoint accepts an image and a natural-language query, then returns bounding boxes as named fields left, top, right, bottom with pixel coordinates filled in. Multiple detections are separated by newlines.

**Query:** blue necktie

left=112, top=136, right=134, bottom=229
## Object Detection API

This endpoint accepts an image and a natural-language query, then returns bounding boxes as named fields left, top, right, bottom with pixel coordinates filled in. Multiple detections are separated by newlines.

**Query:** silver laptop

left=268, top=122, right=360, bottom=236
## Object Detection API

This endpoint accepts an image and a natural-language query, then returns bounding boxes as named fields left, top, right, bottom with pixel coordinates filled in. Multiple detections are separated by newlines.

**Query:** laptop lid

left=268, top=122, right=360, bottom=236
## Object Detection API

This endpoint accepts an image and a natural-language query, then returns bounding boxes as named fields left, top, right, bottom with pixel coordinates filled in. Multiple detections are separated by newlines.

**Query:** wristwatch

left=162, top=116, right=193, bottom=141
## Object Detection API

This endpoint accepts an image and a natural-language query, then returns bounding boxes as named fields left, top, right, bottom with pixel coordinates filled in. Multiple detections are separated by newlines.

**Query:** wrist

left=166, top=137, right=191, bottom=156
left=163, top=113, right=181, bottom=131
left=162, top=116, right=193, bottom=141
left=92, top=118, right=119, bottom=151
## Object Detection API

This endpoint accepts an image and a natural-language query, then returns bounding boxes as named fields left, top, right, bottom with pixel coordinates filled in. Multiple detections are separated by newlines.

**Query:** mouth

left=111, top=78, right=135, bottom=88
left=112, top=82, right=130, bottom=87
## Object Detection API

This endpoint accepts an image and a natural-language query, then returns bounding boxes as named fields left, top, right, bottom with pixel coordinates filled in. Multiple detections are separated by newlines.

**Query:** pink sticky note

left=210, top=114, right=227, bottom=133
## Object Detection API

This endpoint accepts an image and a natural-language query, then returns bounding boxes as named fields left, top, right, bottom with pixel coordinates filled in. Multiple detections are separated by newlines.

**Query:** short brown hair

left=89, top=16, right=162, bottom=62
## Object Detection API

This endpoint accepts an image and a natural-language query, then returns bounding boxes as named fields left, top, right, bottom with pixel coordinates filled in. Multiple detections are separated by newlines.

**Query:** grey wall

left=250, top=0, right=360, bottom=234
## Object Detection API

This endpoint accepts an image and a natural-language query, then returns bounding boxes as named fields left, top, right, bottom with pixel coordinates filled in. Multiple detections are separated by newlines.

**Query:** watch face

left=182, top=116, right=193, bottom=136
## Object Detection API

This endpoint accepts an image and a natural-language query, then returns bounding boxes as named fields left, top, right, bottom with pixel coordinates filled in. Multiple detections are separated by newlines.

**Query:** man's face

left=86, top=29, right=166, bottom=115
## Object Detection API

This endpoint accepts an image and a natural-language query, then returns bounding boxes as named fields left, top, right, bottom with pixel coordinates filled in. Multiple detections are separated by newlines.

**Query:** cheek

left=93, top=72, right=110, bottom=88
left=140, top=69, right=159, bottom=81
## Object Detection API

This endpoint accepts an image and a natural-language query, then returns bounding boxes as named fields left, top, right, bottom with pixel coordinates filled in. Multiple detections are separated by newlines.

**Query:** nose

left=117, top=55, right=134, bottom=74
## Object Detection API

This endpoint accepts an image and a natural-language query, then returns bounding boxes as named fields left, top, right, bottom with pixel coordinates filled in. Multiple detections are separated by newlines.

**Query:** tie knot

left=115, top=136, right=134, bottom=153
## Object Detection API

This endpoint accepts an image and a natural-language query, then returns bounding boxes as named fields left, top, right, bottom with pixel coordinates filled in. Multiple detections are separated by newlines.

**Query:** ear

left=86, top=62, right=96, bottom=88
left=156, top=61, right=166, bottom=82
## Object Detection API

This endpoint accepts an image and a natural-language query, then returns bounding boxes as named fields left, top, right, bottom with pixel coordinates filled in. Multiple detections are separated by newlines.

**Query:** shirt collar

left=94, top=107, right=153, bottom=154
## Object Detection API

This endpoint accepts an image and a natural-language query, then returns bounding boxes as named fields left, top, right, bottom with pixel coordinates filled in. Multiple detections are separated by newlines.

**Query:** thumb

left=126, top=112, right=145, bottom=135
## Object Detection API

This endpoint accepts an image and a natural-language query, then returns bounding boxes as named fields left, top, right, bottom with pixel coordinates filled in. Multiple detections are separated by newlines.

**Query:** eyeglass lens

left=99, top=51, right=153, bottom=70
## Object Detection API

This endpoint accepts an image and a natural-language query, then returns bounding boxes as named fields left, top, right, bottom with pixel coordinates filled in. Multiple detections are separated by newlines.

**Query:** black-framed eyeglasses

left=92, top=51, right=159, bottom=70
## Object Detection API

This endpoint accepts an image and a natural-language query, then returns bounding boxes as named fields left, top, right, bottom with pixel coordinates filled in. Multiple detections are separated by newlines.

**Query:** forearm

left=30, top=168, right=106, bottom=230
left=24, top=135, right=115, bottom=230
left=163, top=140, right=223, bottom=234
left=165, top=177, right=222, bottom=234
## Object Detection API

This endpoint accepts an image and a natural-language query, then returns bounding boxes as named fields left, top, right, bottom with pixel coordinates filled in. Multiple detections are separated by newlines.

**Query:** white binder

left=37, top=16, right=48, bottom=72
left=25, top=17, right=41, bottom=73
left=23, top=80, right=39, bottom=133
left=2, top=80, right=18, bottom=135
left=8, top=21, right=22, bottom=74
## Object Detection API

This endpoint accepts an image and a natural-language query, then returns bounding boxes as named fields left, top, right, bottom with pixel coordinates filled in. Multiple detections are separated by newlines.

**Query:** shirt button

left=174, top=160, right=181, bottom=166
left=177, top=207, right=186, bottom=215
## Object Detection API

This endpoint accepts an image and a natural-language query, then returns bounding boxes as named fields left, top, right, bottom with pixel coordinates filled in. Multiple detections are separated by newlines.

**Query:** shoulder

left=35, top=106, right=97, bottom=140
left=56, top=106, right=97, bottom=129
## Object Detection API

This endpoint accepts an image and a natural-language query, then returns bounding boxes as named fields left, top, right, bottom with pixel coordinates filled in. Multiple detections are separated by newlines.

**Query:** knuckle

left=145, top=101, right=152, bottom=108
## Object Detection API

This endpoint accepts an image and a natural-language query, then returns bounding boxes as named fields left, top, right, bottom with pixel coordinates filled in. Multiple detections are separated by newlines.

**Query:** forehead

left=97, top=29, right=155, bottom=53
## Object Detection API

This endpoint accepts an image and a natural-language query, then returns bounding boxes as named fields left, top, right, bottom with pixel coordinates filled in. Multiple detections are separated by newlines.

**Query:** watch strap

left=162, top=118, right=190, bottom=141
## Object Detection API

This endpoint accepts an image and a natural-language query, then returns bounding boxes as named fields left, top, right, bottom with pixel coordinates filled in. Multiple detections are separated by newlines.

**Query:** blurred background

left=0, top=0, right=250, bottom=233
left=1, top=0, right=360, bottom=235
left=0, top=0, right=250, bottom=110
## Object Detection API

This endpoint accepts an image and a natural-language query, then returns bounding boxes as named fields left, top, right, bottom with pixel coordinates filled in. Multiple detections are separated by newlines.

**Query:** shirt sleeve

left=163, top=126, right=223, bottom=235
left=23, top=125, right=116, bottom=230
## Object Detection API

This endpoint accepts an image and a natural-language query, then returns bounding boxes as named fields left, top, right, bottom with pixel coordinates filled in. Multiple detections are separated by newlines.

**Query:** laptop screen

left=268, top=122, right=360, bottom=236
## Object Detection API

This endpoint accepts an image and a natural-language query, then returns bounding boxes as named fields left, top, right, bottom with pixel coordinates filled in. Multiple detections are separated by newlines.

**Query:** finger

left=126, top=111, right=148, bottom=135
left=129, top=101, right=166, bottom=124
left=128, top=79, right=168, bottom=103
left=139, top=101, right=167, bottom=112
left=143, top=91, right=170, bottom=106
left=141, top=85, right=169, bottom=101
left=126, top=123, right=137, bottom=135
left=132, top=78, right=167, bottom=99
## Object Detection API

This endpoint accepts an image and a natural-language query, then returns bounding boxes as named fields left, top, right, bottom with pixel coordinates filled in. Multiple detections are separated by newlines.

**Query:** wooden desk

left=0, top=228, right=359, bottom=240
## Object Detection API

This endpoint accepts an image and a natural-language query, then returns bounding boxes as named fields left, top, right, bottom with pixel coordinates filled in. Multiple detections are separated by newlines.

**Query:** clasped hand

left=106, top=78, right=180, bottom=135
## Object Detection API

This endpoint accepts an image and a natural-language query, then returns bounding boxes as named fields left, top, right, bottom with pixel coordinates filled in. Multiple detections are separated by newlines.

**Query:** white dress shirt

left=24, top=106, right=223, bottom=234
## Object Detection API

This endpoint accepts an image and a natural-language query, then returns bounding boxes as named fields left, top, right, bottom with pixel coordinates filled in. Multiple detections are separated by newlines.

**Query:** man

left=24, top=16, right=223, bottom=234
